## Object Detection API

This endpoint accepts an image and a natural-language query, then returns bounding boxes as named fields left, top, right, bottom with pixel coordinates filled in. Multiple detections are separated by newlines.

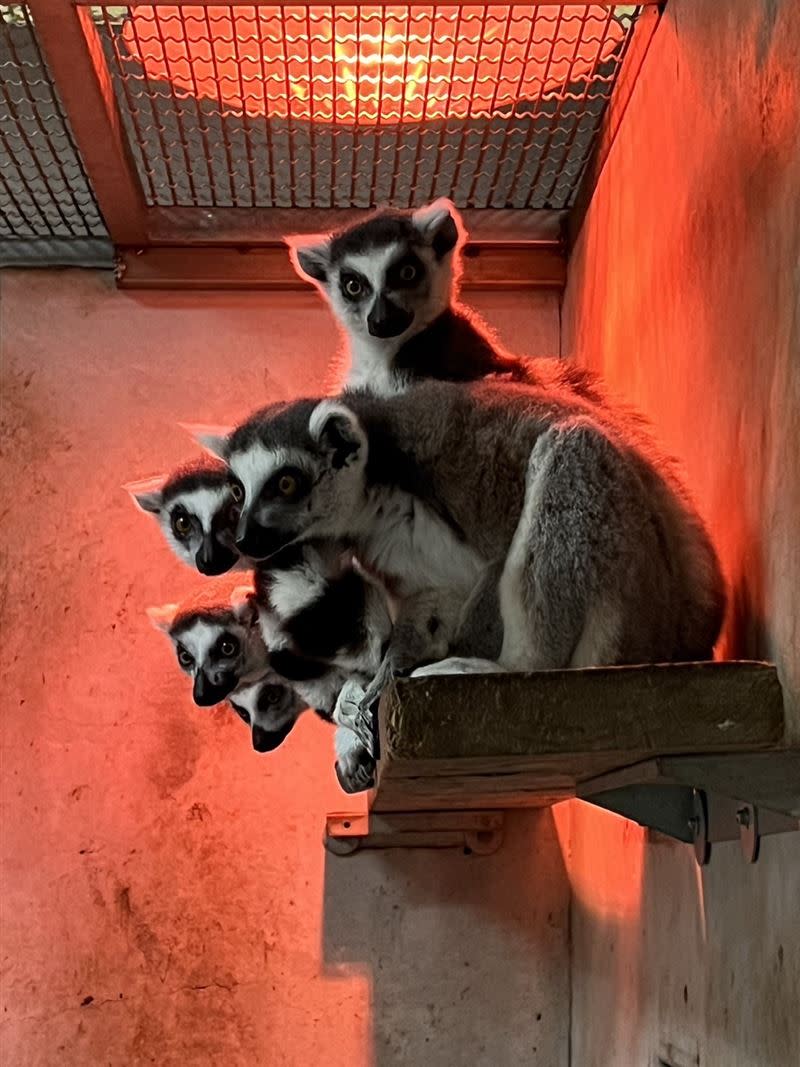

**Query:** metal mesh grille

left=0, top=4, right=107, bottom=241
left=95, top=3, right=644, bottom=211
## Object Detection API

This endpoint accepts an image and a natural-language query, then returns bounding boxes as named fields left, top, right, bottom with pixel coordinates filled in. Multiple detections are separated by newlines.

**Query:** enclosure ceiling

left=0, top=2, right=660, bottom=285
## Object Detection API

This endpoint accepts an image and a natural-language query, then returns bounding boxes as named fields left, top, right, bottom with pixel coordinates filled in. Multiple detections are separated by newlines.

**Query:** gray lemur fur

left=201, top=378, right=726, bottom=713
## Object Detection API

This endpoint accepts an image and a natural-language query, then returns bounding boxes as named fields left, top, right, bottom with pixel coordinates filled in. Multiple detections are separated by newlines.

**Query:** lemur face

left=287, top=199, right=463, bottom=345
left=196, top=400, right=367, bottom=561
left=228, top=677, right=307, bottom=753
left=129, top=460, right=242, bottom=575
left=148, top=586, right=268, bottom=707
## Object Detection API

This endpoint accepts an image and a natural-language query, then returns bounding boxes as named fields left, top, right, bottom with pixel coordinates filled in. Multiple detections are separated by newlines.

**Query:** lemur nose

left=367, top=295, right=413, bottom=338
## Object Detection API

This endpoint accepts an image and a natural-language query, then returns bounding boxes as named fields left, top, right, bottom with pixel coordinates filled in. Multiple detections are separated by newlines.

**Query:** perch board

left=371, top=661, right=792, bottom=813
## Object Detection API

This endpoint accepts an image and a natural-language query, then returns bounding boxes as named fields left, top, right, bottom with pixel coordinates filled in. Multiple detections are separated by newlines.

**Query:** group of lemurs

left=128, top=199, right=726, bottom=794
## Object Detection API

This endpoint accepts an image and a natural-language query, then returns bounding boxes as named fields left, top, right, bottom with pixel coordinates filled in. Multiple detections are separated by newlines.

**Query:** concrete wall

left=0, top=271, right=569, bottom=1066
left=561, top=1, right=800, bottom=1064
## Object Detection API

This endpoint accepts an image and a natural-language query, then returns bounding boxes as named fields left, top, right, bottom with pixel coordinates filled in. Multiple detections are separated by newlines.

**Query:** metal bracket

left=324, top=810, right=504, bottom=857
left=581, top=784, right=798, bottom=867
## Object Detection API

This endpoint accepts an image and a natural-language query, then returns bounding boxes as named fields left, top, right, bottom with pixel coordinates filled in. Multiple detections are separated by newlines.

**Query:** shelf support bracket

left=325, top=810, right=504, bottom=857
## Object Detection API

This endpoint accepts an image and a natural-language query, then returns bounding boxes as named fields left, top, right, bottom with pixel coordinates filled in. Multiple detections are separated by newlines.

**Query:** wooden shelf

left=371, top=661, right=792, bottom=814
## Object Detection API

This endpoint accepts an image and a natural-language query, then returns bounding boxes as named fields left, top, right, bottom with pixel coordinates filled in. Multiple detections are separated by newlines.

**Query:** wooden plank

left=372, top=772, right=574, bottom=813
left=116, top=241, right=566, bottom=291
left=30, top=0, right=148, bottom=244
left=147, top=206, right=566, bottom=244
left=378, top=662, right=786, bottom=777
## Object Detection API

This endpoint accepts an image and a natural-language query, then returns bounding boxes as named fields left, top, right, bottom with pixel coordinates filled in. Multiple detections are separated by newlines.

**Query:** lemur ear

left=125, top=475, right=165, bottom=514
left=285, top=233, right=332, bottom=285
left=178, top=422, right=232, bottom=460
left=230, top=586, right=258, bottom=626
left=308, top=400, right=366, bottom=470
left=146, top=604, right=179, bottom=633
left=411, top=198, right=464, bottom=259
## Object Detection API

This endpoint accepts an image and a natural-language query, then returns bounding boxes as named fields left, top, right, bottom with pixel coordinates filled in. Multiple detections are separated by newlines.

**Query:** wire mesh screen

left=0, top=4, right=108, bottom=246
left=95, top=3, right=644, bottom=211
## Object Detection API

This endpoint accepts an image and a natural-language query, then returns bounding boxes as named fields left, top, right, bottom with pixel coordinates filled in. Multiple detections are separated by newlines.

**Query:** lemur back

left=219, top=378, right=725, bottom=671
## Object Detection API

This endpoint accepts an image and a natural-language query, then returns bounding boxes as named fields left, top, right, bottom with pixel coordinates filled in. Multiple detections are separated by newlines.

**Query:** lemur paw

left=358, top=658, right=397, bottom=715
left=334, top=680, right=376, bottom=755
left=334, top=749, right=376, bottom=795
left=333, top=694, right=377, bottom=793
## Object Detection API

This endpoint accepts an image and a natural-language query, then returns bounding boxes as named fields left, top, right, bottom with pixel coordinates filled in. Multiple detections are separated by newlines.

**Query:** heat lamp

left=121, top=4, right=629, bottom=124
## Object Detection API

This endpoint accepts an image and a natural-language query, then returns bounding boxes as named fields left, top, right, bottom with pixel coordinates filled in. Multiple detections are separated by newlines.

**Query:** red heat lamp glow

left=122, top=5, right=627, bottom=124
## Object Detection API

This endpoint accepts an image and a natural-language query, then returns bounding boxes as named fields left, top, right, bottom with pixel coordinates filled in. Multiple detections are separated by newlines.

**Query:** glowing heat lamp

left=122, top=5, right=627, bottom=124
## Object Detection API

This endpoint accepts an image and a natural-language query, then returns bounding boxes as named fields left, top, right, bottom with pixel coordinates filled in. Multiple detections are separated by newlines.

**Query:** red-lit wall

left=0, top=274, right=570, bottom=1064
left=561, top=2, right=800, bottom=1064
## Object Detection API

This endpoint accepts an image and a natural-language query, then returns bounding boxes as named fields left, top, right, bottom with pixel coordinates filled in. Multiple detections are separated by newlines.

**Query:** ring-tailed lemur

left=132, top=458, right=390, bottom=789
left=228, top=678, right=339, bottom=755
left=147, top=580, right=374, bottom=775
left=287, top=198, right=603, bottom=401
left=147, top=578, right=271, bottom=706
left=128, top=460, right=243, bottom=575
left=128, top=457, right=391, bottom=684
left=227, top=676, right=308, bottom=753
left=198, top=379, right=726, bottom=715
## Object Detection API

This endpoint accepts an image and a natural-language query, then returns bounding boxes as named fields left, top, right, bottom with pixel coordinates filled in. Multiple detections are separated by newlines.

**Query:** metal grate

left=94, top=3, right=644, bottom=212
left=0, top=3, right=109, bottom=257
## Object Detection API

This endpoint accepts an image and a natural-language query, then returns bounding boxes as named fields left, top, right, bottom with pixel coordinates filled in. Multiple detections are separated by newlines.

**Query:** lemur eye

left=220, top=637, right=238, bottom=658
left=172, top=513, right=192, bottom=538
left=399, top=263, right=417, bottom=282
left=278, top=473, right=298, bottom=497
left=177, top=648, right=194, bottom=669
left=230, top=483, right=244, bottom=504
left=344, top=277, right=362, bottom=297
left=263, top=686, right=283, bottom=705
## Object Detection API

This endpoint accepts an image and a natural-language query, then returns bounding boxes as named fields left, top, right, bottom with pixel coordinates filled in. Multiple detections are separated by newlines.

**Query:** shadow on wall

left=567, top=800, right=799, bottom=1067
left=322, top=809, right=571, bottom=1067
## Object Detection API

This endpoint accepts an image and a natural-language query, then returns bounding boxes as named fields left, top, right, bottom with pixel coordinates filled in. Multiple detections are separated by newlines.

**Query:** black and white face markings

left=227, top=676, right=310, bottom=753
left=286, top=200, right=462, bottom=389
left=195, top=399, right=367, bottom=562
left=148, top=587, right=269, bottom=707
left=128, top=459, right=242, bottom=575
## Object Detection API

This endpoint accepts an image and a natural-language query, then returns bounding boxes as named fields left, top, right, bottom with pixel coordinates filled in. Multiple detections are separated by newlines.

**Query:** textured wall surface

left=0, top=271, right=568, bottom=1066
left=562, top=2, right=800, bottom=1064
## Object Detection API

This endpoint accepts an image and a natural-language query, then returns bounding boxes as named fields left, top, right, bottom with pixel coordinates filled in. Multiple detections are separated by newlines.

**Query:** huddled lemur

left=287, top=197, right=603, bottom=402
left=129, top=459, right=391, bottom=682
left=131, top=200, right=726, bottom=794
left=147, top=577, right=373, bottom=774
left=130, top=459, right=390, bottom=788
left=198, top=379, right=726, bottom=715
left=146, top=578, right=270, bottom=707
left=128, top=460, right=243, bottom=575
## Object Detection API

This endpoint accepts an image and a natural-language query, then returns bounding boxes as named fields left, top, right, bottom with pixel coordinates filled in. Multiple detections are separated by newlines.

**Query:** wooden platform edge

left=378, top=661, right=786, bottom=772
